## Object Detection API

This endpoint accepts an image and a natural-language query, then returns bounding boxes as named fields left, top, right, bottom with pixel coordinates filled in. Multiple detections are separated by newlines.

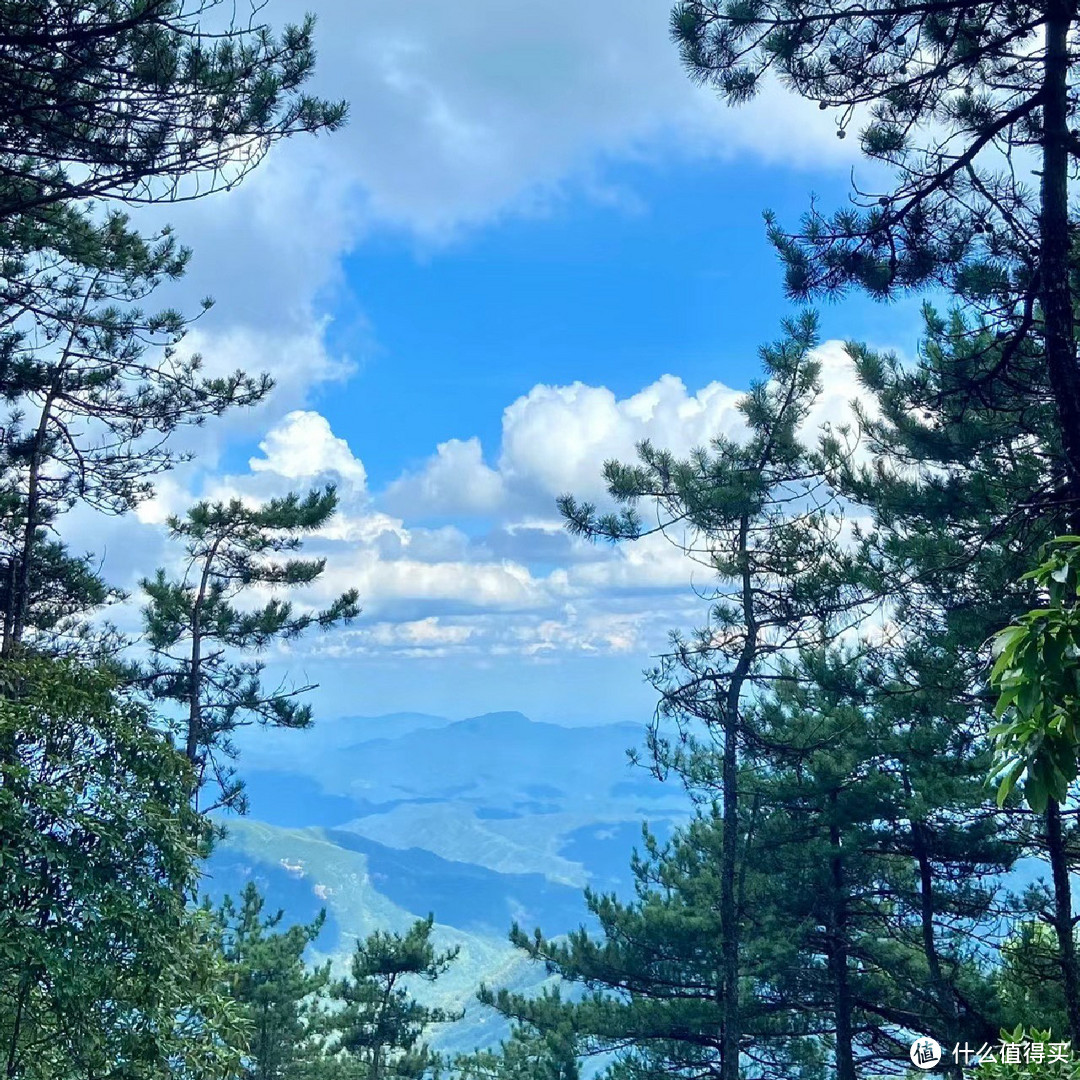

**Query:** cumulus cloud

left=191, top=322, right=355, bottom=403
left=499, top=374, right=747, bottom=502
left=384, top=437, right=504, bottom=516
left=134, top=403, right=368, bottom=530
left=301, top=342, right=869, bottom=643
left=250, top=411, right=368, bottom=490
left=383, top=339, right=871, bottom=520
left=318, top=551, right=550, bottom=613
left=122, top=322, right=358, bottom=490
left=377, top=375, right=749, bottom=519
left=85, top=340, right=877, bottom=684
left=126, top=0, right=862, bottom=415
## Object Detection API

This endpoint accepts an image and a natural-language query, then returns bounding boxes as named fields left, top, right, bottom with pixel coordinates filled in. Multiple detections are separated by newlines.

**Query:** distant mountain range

left=202, top=711, right=689, bottom=1057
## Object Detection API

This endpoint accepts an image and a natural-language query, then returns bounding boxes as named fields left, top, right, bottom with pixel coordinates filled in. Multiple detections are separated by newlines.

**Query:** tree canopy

left=0, top=0, right=347, bottom=217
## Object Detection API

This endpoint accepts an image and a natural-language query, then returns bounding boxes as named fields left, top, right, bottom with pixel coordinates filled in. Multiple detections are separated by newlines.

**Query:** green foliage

left=522, top=318, right=854, bottom=1079
left=217, top=882, right=332, bottom=1080
left=0, top=0, right=348, bottom=217
left=990, top=537, right=1080, bottom=811
left=329, top=916, right=462, bottom=1080
left=749, top=648, right=1009, bottom=1058
left=0, top=2, right=359, bottom=1076
left=0, top=657, right=248, bottom=1079
left=971, top=1028, right=1080, bottom=1080
left=453, top=1025, right=579, bottom=1080
left=141, top=485, right=360, bottom=810
left=668, top=0, right=1080, bottom=503
left=487, top=306, right=1054, bottom=1079
left=0, top=206, right=271, bottom=655
left=0, top=536, right=114, bottom=649
left=668, top=0, right=1050, bottom=299
left=995, top=921, right=1070, bottom=1034
left=822, top=304, right=1080, bottom=1043
left=486, top=816, right=831, bottom=1080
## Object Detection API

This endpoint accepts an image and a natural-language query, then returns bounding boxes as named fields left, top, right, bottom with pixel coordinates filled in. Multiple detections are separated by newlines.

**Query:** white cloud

left=386, top=340, right=873, bottom=522
left=379, top=374, right=750, bottom=520
left=287, top=0, right=850, bottom=237
left=326, top=553, right=549, bottom=612
left=499, top=374, right=747, bottom=502
left=302, top=602, right=684, bottom=663
left=191, top=322, right=355, bottom=404
left=125, top=0, right=862, bottom=411
left=804, top=339, right=879, bottom=448
left=250, top=410, right=368, bottom=490
left=134, top=474, right=195, bottom=528
left=133, top=403, right=369, bottom=531
left=564, top=529, right=711, bottom=592
left=299, top=342, right=870, bottom=637
left=338, top=617, right=480, bottom=654
left=81, top=342, right=876, bottom=679
left=384, top=437, right=504, bottom=515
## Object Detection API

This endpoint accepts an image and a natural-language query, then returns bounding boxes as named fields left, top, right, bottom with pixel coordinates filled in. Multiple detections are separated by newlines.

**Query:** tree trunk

left=186, top=540, right=224, bottom=807
left=1, top=557, right=15, bottom=658
left=1040, top=0, right=1080, bottom=509
left=5, top=972, right=27, bottom=1079
left=1035, top=0, right=1080, bottom=1045
left=1046, top=799, right=1080, bottom=1046
left=8, top=391, right=53, bottom=652
left=716, top=512, right=756, bottom=1080
left=719, top=696, right=740, bottom=1080
left=827, top=798, right=857, bottom=1080
left=185, top=621, right=202, bottom=808
left=903, top=772, right=962, bottom=1079
left=3, top=278, right=97, bottom=655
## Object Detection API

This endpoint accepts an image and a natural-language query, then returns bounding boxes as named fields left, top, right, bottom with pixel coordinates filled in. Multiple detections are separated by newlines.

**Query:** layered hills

left=202, top=710, right=689, bottom=1055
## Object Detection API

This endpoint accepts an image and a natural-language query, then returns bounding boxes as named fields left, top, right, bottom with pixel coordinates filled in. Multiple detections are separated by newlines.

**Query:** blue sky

left=316, top=158, right=925, bottom=494
left=98, top=0, right=932, bottom=729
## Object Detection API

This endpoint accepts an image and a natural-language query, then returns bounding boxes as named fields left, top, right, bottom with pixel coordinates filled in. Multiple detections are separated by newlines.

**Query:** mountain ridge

left=208, top=708, right=689, bottom=1056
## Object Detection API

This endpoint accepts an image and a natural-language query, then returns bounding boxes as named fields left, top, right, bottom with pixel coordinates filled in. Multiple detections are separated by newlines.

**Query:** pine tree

left=748, top=647, right=1011, bottom=1077
left=0, top=206, right=271, bottom=656
left=329, top=917, right=461, bottom=1080
left=671, top=0, right=1080, bottom=502
left=522, top=308, right=1046, bottom=1075
left=823, top=307, right=1076, bottom=1043
left=141, top=485, right=360, bottom=812
left=0, top=0, right=347, bottom=218
left=217, top=882, right=331, bottom=1080
left=558, top=313, right=866, bottom=1080
left=485, top=655, right=1007, bottom=1080
left=488, top=800, right=870, bottom=1080
left=453, top=1024, right=579, bottom=1080
left=995, top=920, right=1071, bottom=1035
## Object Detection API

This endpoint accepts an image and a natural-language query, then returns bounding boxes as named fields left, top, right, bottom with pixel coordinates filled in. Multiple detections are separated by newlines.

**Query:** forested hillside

left=3, top=0, right=1080, bottom=1078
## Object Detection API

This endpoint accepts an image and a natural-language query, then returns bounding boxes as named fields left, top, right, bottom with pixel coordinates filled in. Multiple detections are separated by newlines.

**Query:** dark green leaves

left=0, top=657, right=247, bottom=1079
left=989, top=539, right=1080, bottom=812
left=0, top=0, right=348, bottom=217
left=329, top=916, right=461, bottom=1080
left=216, top=882, right=331, bottom=1080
